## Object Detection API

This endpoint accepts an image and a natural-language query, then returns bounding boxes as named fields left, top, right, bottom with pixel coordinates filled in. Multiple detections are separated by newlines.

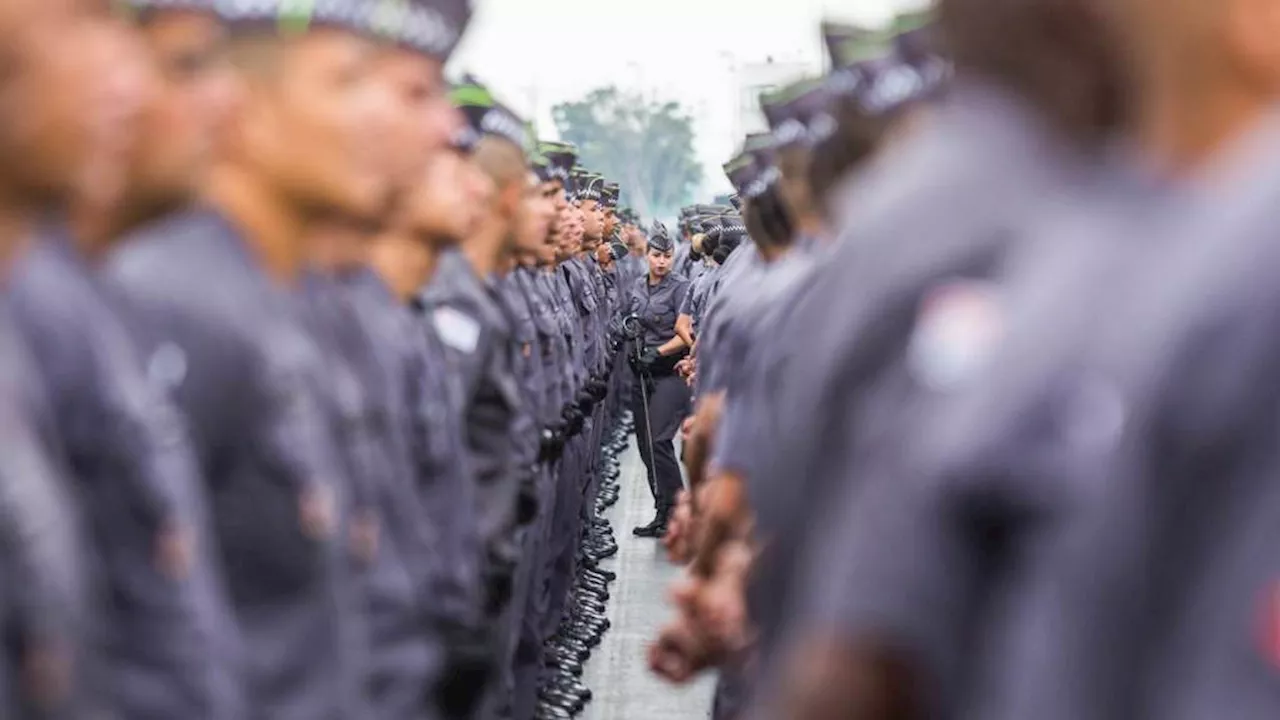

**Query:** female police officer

left=626, top=222, right=692, bottom=537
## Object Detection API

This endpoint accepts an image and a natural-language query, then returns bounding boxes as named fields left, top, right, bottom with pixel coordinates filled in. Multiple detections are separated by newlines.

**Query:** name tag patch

left=434, top=307, right=481, bottom=355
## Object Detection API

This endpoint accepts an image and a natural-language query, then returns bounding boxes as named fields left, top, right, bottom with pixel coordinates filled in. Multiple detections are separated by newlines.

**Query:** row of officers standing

left=641, top=0, right=1280, bottom=719
left=0, top=1, right=690, bottom=719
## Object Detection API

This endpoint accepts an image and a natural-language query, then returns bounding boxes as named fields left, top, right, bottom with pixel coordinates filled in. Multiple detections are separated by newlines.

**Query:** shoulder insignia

left=1259, top=582, right=1280, bottom=670
left=147, top=341, right=189, bottom=392
left=907, top=279, right=1004, bottom=391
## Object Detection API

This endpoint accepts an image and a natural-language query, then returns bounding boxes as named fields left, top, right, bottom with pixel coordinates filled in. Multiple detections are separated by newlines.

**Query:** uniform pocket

left=213, top=467, right=327, bottom=606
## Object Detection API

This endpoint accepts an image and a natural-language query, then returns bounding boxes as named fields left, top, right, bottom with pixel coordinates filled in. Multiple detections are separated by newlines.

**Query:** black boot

left=632, top=507, right=670, bottom=538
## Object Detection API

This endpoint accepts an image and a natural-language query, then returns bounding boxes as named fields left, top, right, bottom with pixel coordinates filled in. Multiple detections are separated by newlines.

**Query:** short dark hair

left=809, top=98, right=891, bottom=218
left=743, top=185, right=795, bottom=251
left=775, top=144, right=821, bottom=227
left=938, top=0, right=1130, bottom=142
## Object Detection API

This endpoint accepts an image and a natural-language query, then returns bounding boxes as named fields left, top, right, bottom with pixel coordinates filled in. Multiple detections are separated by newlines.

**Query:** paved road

left=580, top=440, right=715, bottom=720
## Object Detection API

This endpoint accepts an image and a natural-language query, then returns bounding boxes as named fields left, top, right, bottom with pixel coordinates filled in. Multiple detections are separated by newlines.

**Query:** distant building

left=731, top=56, right=818, bottom=141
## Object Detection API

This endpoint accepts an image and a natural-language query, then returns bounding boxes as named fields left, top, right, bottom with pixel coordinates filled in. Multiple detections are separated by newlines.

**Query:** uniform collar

left=647, top=271, right=675, bottom=289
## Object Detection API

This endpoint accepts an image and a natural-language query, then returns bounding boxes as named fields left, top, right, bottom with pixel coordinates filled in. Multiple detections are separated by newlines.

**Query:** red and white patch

left=906, top=279, right=1005, bottom=391
left=1258, top=583, right=1280, bottom=668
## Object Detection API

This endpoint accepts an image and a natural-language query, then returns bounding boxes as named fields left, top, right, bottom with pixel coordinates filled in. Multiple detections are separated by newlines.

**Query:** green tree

left=552, top=86, right=702, bottom=220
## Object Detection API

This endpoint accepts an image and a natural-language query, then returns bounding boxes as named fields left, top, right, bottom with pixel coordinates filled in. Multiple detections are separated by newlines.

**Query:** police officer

left=626, top=222, right=692, bottom=537
left=766, top=2, right=1280, bottom=719
left=0, top=1, right=117, bottom=714
left=392, top=113, right=497, bottom=720
left=7, top=4, right=247, bottom=718
left=561, top=174, right=611, bottom=551
left=489, top=154, right=561, bottom=720
left=721, top=0, right=1132, bottom=716
left=673, top=215, right=709, bottom=282
left=0, top=312, right=87, bottom=720
left=106, top=3, right=470, bottom=716
left=304, top=8, right=474, bottom=718
left=505, top=142, right=593, bottom=720
left=417, top=78, right=538, bottom=719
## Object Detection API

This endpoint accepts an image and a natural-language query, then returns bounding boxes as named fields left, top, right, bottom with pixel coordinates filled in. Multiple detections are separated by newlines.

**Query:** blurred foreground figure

left=7, top=4, right=249, bottom=718
left=104, top=2, right=463, bottom=717
left=0, top=1, right=115, bottom=716
left=761, top=0, right=1280, bottom=718
left=418, top=79, right=535, bottom=719
left=301, top=5, right=472, bottom=719
left=646, top=0, right=1130, bottom=716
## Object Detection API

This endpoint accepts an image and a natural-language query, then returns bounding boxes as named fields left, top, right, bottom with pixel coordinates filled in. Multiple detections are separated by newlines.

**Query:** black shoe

left=566, top=630, right=601, bottom=648
left=579, top=577, right=609, bottom=592
left=542, top=694, right=585, bottom=716
left=535, top=704, right=573, bottom=720
left=556, top=638, right=590, bottom=656
left=586, top=567, right=616, bottom=582
left=551, top=680, right=593, bottom=705
left=539, top=691, right=584, bottom=716
left=632, top=515, right=664, bottom=537
left=587, top=546, right=618, bottom=562
left=576, top=598, right=608, bottom=614
left=546, top=655, right=584, bottom=677
left=632, top=515, right=668, bottom=538
left=572, top=614, right=607, bottom=630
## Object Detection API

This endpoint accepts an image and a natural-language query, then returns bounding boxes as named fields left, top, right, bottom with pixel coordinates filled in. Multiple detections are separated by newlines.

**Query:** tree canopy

left=552, top=86, right=702, bottom=220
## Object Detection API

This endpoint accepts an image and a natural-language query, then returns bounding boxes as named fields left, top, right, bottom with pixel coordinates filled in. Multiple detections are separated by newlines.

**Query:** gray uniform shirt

left=679, top=263, right=717, bottom=338
left=740, top=81, right=1096, bottom=690
left=301, top=271, right=437, bottom=720
left=985, top=126, right=1280, bottom=720
left=695, top=245, right=761, bottom=395
left=495, top=273, right=547, bottom=466
left=406, top=292, right=481, bottom=629
left=419, top=250, right=524, bottom=577
left=514, top=267, right=569, bottom=422
left=8, top=231, right=239, bottom=719
left=562, top=257, right=603, bottom=378
left=108, top=208, right=365, bottom=720
left=710, top=245, right=821, bottom=476
left=0, top=301, right=88, bottom=719
left=547, top=268, right=585, bottom=396
left=625, top=271, right=690, bottom=350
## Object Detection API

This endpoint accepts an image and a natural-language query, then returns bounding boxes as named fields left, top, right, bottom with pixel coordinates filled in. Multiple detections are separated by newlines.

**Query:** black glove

left=629, top=348, right=651, bottom=373
left=562, top=406, right=585, bottom=436
left=516, top=478, right=539, bottom=526
left=575, top=389, right=595, bottom=414
left=483, top=562, right=517, bottom=617
left=436, top=623, right=497, bottom=718
left=539, top=427, right=564, bottom=463
left=587, top=378, right=608, bottom=401
left=639, top=346, right=661, bottom=370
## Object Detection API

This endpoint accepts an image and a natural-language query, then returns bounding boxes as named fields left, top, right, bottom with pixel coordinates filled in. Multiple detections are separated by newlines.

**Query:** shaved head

left=939, top=0, right=1128, bottom=142
left=471, top=135, right=529, bottom=193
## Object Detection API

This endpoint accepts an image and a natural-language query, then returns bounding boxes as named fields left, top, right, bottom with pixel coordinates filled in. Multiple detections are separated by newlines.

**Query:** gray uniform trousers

left=510, top=462, right=558, bottom=720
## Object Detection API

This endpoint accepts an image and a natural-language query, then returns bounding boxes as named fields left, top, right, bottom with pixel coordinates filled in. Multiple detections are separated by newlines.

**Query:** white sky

left=448, top=0, right=928, bottom=197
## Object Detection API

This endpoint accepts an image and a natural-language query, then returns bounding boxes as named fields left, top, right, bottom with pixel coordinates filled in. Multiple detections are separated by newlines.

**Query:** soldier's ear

left=1230, top=0, right=1280, bottom=90
left=500, top=177, right=525, bottom=217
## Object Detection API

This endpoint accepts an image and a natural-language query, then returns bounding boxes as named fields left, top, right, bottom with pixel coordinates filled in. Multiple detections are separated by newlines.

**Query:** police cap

left=451, top=78, right=533, bottom=153
left=215, top=0, right=473, bottom=60
left=647, top=221, right=673, bottom=254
